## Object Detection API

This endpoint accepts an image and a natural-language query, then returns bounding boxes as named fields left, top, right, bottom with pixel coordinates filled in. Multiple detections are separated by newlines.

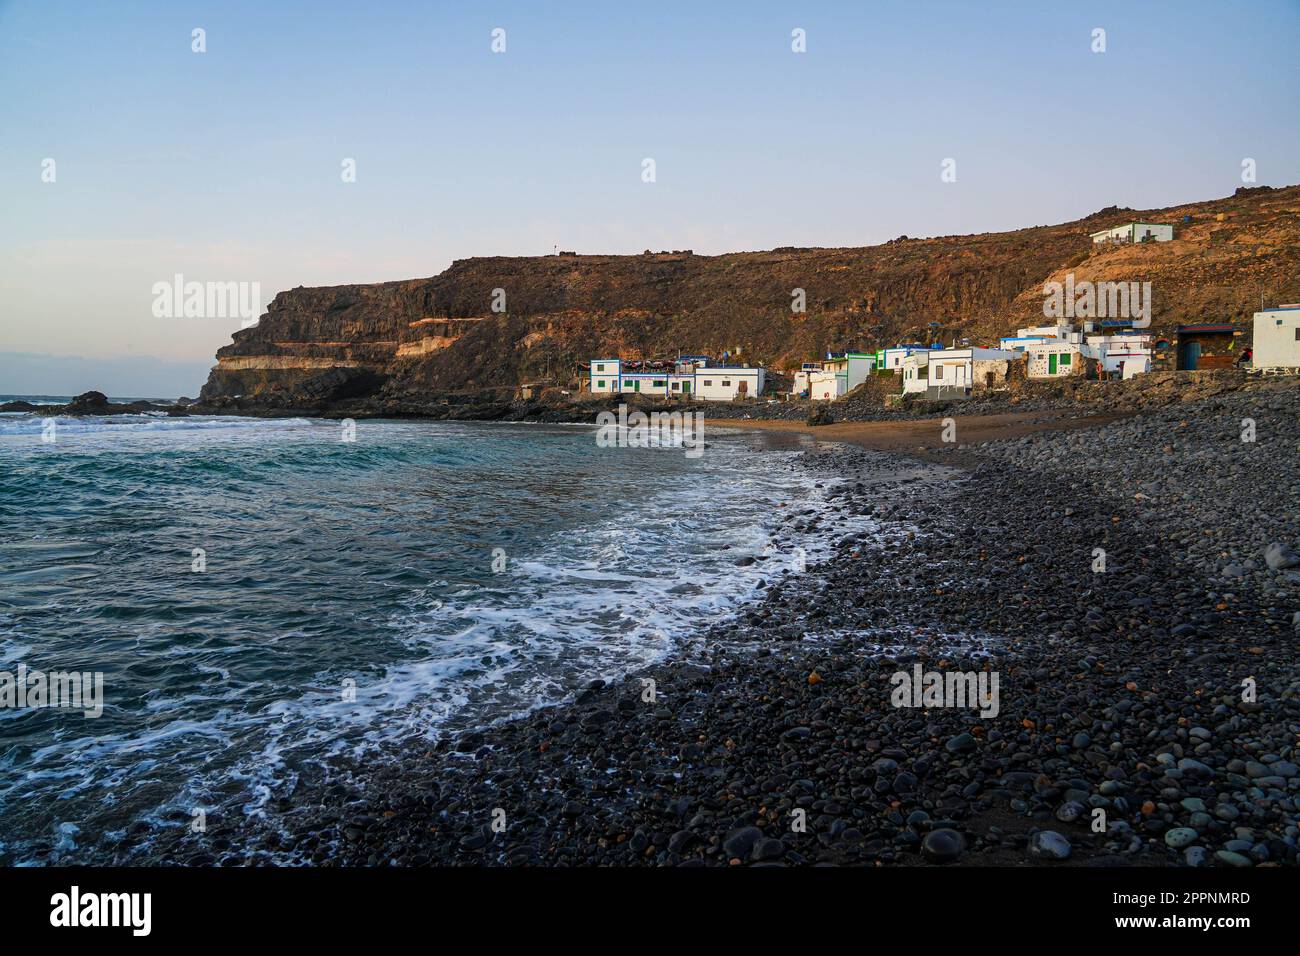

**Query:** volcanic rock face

left=198, top=185, right=1300, bottom=410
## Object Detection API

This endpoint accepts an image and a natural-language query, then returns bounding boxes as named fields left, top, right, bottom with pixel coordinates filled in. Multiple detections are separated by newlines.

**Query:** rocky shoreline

left=5, top=369, right=1273, bottom=432
left=106, top=379, right=1299, bottom=869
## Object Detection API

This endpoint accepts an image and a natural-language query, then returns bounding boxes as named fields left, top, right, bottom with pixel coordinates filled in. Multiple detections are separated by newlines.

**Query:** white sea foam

left=0, top=419, right=879, bottom=863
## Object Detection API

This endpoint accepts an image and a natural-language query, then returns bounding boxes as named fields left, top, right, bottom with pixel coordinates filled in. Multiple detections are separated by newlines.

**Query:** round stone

left=1029, top=830, right=1071, bottom=860
left=921, top=828, right=966, bottom=864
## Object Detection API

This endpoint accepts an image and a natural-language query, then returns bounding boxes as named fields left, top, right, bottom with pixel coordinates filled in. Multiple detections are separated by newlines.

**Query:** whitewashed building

left=999, top=324, right=1083, bottom=351
left=589, top=358, right=623, bottom=394
left=794, top=351, right=878, bottom=401
left=693, top=364, right=765, bottom=400
left=1001, top=322, right=1152, bottom=380
left=589, top=356, right=764, bottom=401
left=1025, top=340, right=1084, bottom=378
left=1090, top=222, right=1174, bottom=245
left=1084, top=331, right=1153, bottom=379
left=901, top=351, right=931, bottom=394
left=790, top=363, right=822, bottom=397
left=1252, top=306, right=1300, bottom=371
left=807, top=367, right=841, bottom=401
left=924, top=347, right=1021, bottom=396
left=874, top=345, right=931, bottom=372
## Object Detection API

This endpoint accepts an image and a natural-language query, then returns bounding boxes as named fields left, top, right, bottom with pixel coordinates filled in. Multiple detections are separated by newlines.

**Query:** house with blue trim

left=588, top=357, right=765, bottom=401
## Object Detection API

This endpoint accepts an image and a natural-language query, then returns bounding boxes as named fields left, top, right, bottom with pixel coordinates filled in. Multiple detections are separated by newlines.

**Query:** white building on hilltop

left=1090, top=222, right=1174, bottom=245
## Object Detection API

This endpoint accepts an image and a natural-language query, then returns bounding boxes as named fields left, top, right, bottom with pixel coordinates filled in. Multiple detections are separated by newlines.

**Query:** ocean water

left=0, top=411, right=862, bottom=863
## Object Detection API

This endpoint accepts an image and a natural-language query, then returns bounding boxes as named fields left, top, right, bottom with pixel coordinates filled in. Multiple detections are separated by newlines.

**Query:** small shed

left=1175, top=324, right=1239, bottom=370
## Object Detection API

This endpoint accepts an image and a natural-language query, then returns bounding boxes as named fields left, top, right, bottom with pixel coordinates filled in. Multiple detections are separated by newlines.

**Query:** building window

left=722, top=380, right=731, bottom=387
left=1295, top=328, right=1300, bottom=341
left=596, top=380, right=605, bottom=388
left=703, top=380, right=712, bottom=386
left=671, top=382, right=680, bottom=390
left=934, top=366, right=944, bottom=380
left=1060, top=353, right=1071, bottom=365
left=653, top=379, right=665, bottom=387
left=595, top=364, right=605, bottom=372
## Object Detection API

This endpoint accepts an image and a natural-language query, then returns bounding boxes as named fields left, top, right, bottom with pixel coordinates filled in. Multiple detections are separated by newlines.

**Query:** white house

left=1252, top=306, right=1300, bottom=371
left=901, top=351, right=931, bottom=394
left=924, top=347, right=1021, bottom=395
left=590, top=356, right=764, bottom=401
left=875, top=345, right=931, bottom=372
left=693, top=364, right=765, bottom=401
left=1083, top=332, right=1153, bottom=379
left=1090, top=222, right=1174, bottom=245
left=1000, top=322, right=1153, bottom=380
left=790, top=363, right=821, bottom=397
left=1000, top=324, right=1083, bottom=350
left=1025, top=340, right=1084, bottom=379
left=589, top=358, right=622, bottom=393
left=808, top=367, right=841, bottom=401
left=795, top=351, right=877, bottom=401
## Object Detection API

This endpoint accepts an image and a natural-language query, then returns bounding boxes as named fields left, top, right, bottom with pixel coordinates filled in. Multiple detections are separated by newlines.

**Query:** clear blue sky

left=2, top=0, right=1298, bottom=395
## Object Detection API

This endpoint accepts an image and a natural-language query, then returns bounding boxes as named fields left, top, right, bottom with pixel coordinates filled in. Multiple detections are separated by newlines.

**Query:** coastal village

left=586, top=300, right=1300, bottom=404
left=580, top=222, right=1300, bottom=406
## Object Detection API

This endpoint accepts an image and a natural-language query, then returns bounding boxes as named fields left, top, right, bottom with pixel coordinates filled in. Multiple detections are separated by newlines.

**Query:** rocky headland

left=189, top=185, right=1300, bottom=418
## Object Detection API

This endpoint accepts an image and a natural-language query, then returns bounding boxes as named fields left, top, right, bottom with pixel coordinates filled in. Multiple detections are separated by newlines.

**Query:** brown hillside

left=200, top=184, right=1300, bottom=404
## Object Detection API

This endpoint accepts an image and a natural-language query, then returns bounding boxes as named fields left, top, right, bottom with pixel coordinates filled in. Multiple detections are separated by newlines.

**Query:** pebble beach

left=129, top=378, right=1300, bottom=868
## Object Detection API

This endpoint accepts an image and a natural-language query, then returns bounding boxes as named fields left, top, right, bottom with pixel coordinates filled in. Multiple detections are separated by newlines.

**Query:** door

left=682, top=382, right=690, bottom=396
left=633, top=380, right=640, bottom=392
left=1179, top=341, right=1201, bottom=370
left=1049, top=353, right=1058, bottom=375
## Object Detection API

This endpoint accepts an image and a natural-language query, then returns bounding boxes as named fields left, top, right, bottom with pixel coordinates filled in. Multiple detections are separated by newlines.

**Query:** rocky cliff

left=198, top=185, right=1300, bottom=412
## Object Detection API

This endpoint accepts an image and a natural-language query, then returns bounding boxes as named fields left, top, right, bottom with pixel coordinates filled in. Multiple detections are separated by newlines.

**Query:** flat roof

left=1177, top=324, right=1237, bottom=334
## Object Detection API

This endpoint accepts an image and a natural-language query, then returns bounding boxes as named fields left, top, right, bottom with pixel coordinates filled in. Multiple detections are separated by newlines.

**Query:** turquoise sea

left=0, top=408, right=857, bottom=863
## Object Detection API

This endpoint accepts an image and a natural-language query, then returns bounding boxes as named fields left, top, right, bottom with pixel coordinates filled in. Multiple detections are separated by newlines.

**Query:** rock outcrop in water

left=0, top=391, right=178, bottom=416
left=197, top=185, right=1300, bottom=414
